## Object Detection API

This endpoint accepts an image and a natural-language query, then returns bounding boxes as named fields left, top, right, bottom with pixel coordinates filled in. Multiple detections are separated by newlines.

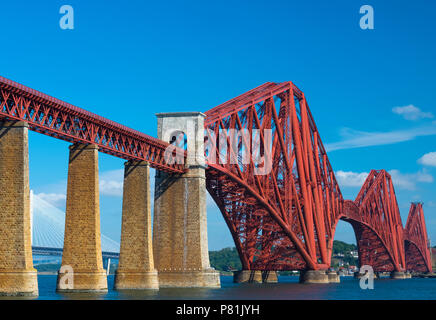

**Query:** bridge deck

left=32, top=246, right=119, bottom=260
left=0, top=76, right=185, bottom=173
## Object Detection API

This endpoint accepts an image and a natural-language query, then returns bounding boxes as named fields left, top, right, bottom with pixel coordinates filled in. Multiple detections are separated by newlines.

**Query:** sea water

left=1, top=275, right=429, bottom=300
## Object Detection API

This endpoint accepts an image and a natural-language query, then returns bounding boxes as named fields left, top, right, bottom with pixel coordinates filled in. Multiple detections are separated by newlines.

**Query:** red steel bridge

left=0, top=76, right=432, bottom=274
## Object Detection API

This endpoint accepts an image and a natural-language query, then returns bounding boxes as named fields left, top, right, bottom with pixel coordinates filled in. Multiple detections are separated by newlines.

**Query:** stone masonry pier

left=0, top=121, right=38, bottom=296
left=115, top=161, right=159, bottom=289
left=153, top=112, right=220, bottom=288
left=57, top=143, right=107, bottom=292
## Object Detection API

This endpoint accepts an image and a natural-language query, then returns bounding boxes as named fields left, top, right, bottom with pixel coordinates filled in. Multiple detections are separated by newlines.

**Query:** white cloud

left=392, top=105, right=434, bottom=121
left=334, top=169, right=434, bottom=191
left=99, top=169, right=124, bottom=197
left=335, top=170, right=369, bottom=187
left=34, top=192, right=66, bottom=208
left=418, top=151, right=436, bottom=167
left=325, top=126, right=436, bottom=152
left=33, top=168, right=156, bottom=201
left=388, top=169, right=433, bottom=191
left=34, top=169, right=125, bottom=200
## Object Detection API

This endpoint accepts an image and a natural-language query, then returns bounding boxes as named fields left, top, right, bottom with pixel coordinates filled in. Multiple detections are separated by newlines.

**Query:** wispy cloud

left=335, top=170, right=369, bottom=187
left=98, top=168, right=157, bottom=197
left=325, top=126, right=436, bottom=152
left=34, top=192, right=66, bottom=208
left=99, top=169, right=124, bottom=197
left=334, top=169, right=433, bottom=191
left=388, top=169, right=433, bottom=191
left=418, top=151, right=436, bottom=167
left=34, top=169, right=128, bottom=208
left=392, top=105, right=434, bottom=121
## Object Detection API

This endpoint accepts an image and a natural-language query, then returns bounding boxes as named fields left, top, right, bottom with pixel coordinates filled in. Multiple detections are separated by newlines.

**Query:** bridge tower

left=153, top=112, right=220, bottom=288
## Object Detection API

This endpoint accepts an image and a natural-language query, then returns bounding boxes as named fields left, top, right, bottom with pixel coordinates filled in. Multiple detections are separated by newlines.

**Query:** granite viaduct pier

left=0, top=76, right=431, bottom=296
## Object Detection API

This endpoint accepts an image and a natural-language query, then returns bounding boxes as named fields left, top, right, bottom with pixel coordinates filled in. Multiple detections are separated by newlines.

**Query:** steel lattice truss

left=342, top=200, right=395, bottom=272
left=204, top=82, right=343, bottom=270
left=204, top=83, right=432, bottom=273
left=0, top=76, right=185, bottom=173
left=348, top=170, right=406, bottom=272
left=404, top=203, right=432, bottom=273
left=0, top=76, right=431, bottom=273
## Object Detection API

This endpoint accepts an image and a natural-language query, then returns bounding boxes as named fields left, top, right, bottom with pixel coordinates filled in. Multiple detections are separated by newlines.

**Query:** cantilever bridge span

left=0, top=76, right=431, bottom=295
left=341, top=170, right=405, bottom=273
left=203, top=82, right=431, bottom=276
left=404, top=203, right=432, bottom=273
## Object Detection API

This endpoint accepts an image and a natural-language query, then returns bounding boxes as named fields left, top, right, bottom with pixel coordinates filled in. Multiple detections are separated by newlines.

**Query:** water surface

left=10, top=275, right=436, bottom=300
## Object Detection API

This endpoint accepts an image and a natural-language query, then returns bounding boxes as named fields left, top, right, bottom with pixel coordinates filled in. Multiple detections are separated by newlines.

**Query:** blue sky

left=1, top=0, right=435, bottom=250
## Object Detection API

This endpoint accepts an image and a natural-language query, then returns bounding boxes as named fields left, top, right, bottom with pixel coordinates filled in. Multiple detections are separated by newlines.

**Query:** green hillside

left=209, top=247, right=242, bottom=272
left=332, top=240, right=357, bottom=254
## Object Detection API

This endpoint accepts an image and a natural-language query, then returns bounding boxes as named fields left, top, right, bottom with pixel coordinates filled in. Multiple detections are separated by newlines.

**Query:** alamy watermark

left=58, top=265, right=74, bottom=289
left=359, top=265, right=375, bottom=289
left=359, top=5, right=374, bottom=30
left=163, top=124, right=273, bottom=176
left=59, top=5, right=74, bottom=30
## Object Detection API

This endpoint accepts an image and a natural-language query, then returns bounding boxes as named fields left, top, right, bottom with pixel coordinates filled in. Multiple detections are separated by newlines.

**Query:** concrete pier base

left=233, top=270, right=262, bottom=283
left=0, top=121, right=38, bottom=296
left=262, top=271, right=278, bottom=283
left=405, top=272, right=412, bottom=279
left=115, top=161, right=159, bottom=290
left=57, top=144, right=107, bottom=292
left=299, top=270, right=329, bottom=284
left=158, top=269, right=220, bottom=288
left=115, top=271, right=159, bottom=290
left=327, top=271, right=340, bottom=283
left=0, top=270, right=38, bottom=297
left=56, top=271, right=108, bottom=293
left=390, top=271, right=406, bottom=279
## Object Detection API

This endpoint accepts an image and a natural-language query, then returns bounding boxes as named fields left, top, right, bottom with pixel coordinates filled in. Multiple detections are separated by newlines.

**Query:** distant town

left=208, top=241, right=359, bottom=276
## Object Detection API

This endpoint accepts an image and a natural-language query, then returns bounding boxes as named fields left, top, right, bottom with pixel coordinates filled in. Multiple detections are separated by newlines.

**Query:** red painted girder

left=204, top=82, right=343, bottom=271
left=404, top=203, right=432, bottom=273
left=0, top=76, right=185, bottom=173
left=342, top=201, right=398, bottom=272
left=346, top=170, right=406, bottom=272
left=204, top=81, right=304, bottom=127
